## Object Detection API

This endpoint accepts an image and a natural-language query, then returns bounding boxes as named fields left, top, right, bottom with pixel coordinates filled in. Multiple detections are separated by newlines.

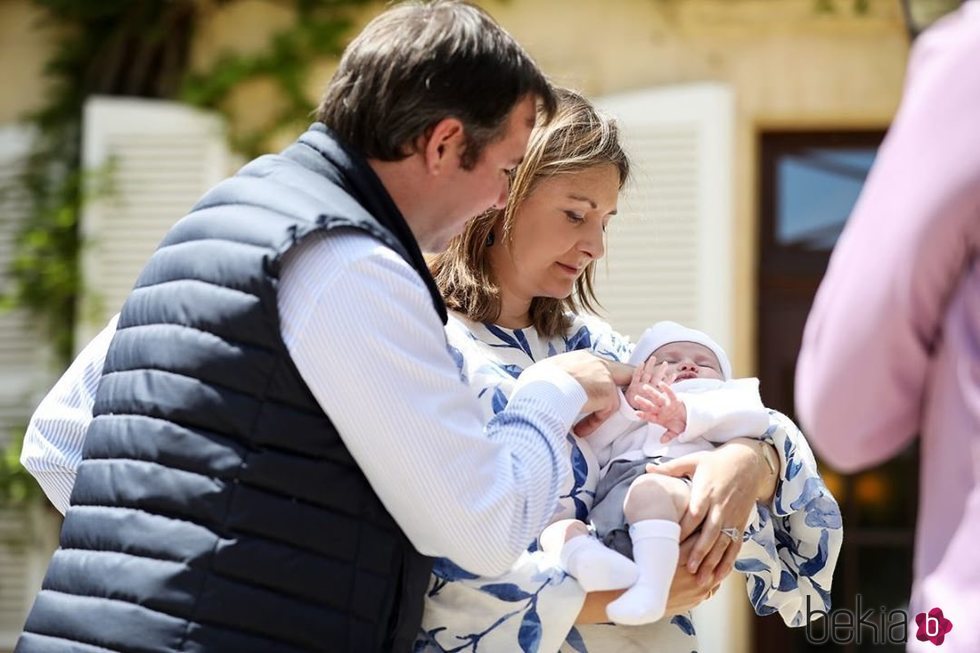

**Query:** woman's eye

left=564, top=210, right=584, bottom=223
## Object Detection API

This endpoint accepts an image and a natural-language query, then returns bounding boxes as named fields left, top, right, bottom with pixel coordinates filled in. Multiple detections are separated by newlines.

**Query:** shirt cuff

left=512, top=363, right=588, bottom=432
left=677, top=394, right=709, bottom=442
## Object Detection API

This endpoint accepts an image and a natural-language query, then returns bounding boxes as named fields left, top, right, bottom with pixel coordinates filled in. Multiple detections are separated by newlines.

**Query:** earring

left=485, top=230, right=495, bottom=247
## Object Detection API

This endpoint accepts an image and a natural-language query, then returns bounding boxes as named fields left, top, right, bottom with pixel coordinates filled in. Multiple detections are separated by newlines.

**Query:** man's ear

left=421, top=117, right=465, bottom=175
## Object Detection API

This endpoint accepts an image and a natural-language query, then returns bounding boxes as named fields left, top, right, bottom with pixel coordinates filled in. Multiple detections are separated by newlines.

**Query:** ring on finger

left=720, top=527, right=741, bottom=542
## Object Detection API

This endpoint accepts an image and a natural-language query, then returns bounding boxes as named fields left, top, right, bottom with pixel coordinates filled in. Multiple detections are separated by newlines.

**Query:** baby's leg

left=540, top=518, right=591, bottom=553
left=541, top=519, right=639, bottom=592
left=606, top=474, right=690, bottom=625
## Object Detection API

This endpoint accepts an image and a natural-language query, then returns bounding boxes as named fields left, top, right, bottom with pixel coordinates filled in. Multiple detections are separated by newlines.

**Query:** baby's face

left=649, top=341, right=723, bottom=381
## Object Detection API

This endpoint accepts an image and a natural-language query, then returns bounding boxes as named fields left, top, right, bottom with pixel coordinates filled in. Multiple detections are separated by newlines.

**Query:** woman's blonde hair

left=429, top=87, right=630, bottom=337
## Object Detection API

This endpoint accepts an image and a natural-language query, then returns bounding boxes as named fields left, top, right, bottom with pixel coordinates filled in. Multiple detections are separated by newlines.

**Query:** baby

left=540, top=321, right=772, bottom=625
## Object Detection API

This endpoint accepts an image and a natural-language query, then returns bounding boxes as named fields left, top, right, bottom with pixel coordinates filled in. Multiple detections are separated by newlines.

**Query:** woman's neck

left=495, top=288, right=533, bottom=329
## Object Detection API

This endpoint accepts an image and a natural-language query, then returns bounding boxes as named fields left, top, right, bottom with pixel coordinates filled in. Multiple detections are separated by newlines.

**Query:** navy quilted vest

left=17, top=124, right=443, bottom=653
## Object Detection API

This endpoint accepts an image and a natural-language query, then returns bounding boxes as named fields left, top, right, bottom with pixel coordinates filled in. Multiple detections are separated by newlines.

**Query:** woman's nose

left=579, top=222, right=605, bottom=259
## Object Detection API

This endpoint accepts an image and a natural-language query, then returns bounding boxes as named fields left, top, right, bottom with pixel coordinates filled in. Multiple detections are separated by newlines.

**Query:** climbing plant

left=4, top=0, right=367, bottom=364
left=0, top=0, right=368, bottom=503
left=815, top=0, right=871, bottom=13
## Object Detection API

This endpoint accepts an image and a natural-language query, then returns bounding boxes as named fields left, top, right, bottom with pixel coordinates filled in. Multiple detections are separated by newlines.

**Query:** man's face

left=650, top=341, right=724, bottom=381
left=428, top=96, right=538, bottom=251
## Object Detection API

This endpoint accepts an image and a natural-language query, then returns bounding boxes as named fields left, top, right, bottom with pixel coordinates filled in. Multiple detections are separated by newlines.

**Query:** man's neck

left=367, top=157, right=435, bottom=249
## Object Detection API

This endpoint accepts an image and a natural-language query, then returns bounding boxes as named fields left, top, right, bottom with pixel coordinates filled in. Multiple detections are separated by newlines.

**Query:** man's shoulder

left=294, top=229, right=412, bottom=269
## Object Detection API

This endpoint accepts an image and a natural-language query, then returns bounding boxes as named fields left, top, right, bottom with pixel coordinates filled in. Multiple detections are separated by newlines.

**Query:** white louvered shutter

left=597, top=84, right=740, bottom=653
left=0, top=126, right=51, bottom=442
left=76, top=97, right=231, bottom=350
left=0, top=125, right=59, bottom=648
left=595, top=84, right=735, bottom=350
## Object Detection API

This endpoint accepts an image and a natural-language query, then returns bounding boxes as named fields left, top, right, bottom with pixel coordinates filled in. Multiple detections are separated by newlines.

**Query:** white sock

left=606, top=519, right=681, bottom=626
left=559, top=534, right=639, bottom=592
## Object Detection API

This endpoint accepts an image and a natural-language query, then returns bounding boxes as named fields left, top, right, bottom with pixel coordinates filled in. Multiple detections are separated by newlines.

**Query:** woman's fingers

left=677, top=534, right=696, bottom=567
left=713, top=540, right=742, bottom=585
left=645, top=451, right=704, bottom=478
left=685, top=527, right=716, bottom=575
left=684, top=497, right=718, bottom=572
left=573, top=411, right=604, bottom=437
left=678, top=505, right=706, bottom=544
left=664, top=552, right=714, bottom=615
left=697, top=535, right=731, bottom=585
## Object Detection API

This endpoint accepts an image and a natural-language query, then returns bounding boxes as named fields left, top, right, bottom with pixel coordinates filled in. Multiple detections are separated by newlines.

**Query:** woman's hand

left=665, top=537, right=727, bottom=615
left=645, top=438, right=776, bottom=585
left=576, top=589, right=625, bottom=624
left=576, top=538, right=725, bottom=624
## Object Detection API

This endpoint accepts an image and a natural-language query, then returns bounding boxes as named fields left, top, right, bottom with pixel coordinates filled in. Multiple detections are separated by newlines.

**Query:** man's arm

left=21, top=315, right=119, bottom=514
left=279, top=232, right=596, bottom=577
left=795, top=7, right=980, bottom=473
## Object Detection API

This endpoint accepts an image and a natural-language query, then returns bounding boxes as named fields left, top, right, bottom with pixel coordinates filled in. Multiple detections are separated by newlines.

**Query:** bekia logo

left=915, top=607, right=953, bottom=646
left=805, top=595, right=954, bottom=646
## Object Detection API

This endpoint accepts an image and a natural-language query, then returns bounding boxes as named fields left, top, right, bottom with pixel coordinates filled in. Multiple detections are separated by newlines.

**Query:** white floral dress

left=414, top=312, right=843, bottom=653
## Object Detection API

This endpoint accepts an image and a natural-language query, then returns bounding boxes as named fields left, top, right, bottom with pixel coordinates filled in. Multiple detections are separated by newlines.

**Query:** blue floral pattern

left=416, top=313, right=842, bottom=652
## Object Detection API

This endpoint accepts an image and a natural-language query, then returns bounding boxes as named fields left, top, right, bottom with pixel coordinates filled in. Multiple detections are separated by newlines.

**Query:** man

left=796, top=2, right=979, bottom=651
left=16, top=2, right=631, bottom=652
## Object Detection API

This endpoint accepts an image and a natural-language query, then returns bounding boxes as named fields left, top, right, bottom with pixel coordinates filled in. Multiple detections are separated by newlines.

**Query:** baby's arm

left=576, top=390, right=644, bottom=468
left=632, top=382, right=687, bottom=442
left=676, top=379, right=769, bottom=443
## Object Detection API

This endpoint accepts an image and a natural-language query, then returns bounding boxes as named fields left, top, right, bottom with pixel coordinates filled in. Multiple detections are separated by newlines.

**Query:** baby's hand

left=633, top=381, right=687, bottom=442
left=625, top=356, right=674, bottom=410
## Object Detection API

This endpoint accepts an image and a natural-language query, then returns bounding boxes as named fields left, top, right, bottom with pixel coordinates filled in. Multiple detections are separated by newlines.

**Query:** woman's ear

left=421, top=117, right=465, bottom=176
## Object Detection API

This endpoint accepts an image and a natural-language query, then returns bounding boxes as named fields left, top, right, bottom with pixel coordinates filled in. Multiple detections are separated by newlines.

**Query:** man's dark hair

left=316, top=0, right=556, bottom=169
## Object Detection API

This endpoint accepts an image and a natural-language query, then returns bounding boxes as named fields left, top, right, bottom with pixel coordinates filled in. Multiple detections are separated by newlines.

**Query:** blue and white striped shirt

left=20, top=230, right=588, bottom=577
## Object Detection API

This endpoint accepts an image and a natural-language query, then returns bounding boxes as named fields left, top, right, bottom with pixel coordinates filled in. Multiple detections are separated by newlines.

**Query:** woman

left=418, top=89, right=842, bottom=652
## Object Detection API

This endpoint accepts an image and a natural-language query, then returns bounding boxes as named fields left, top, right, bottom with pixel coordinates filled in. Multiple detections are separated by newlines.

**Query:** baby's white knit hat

left=628, top=321, right=732, bottom=380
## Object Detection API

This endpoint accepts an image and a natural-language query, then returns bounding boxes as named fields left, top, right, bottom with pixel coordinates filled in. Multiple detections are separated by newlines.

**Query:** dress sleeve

left=422, top=316, right=614, bottom=652
left=734, top=411, right=843, bottom=626
left=420, top=435, right=601, bottom=653
left=569, top=314, right=634, bottom=363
